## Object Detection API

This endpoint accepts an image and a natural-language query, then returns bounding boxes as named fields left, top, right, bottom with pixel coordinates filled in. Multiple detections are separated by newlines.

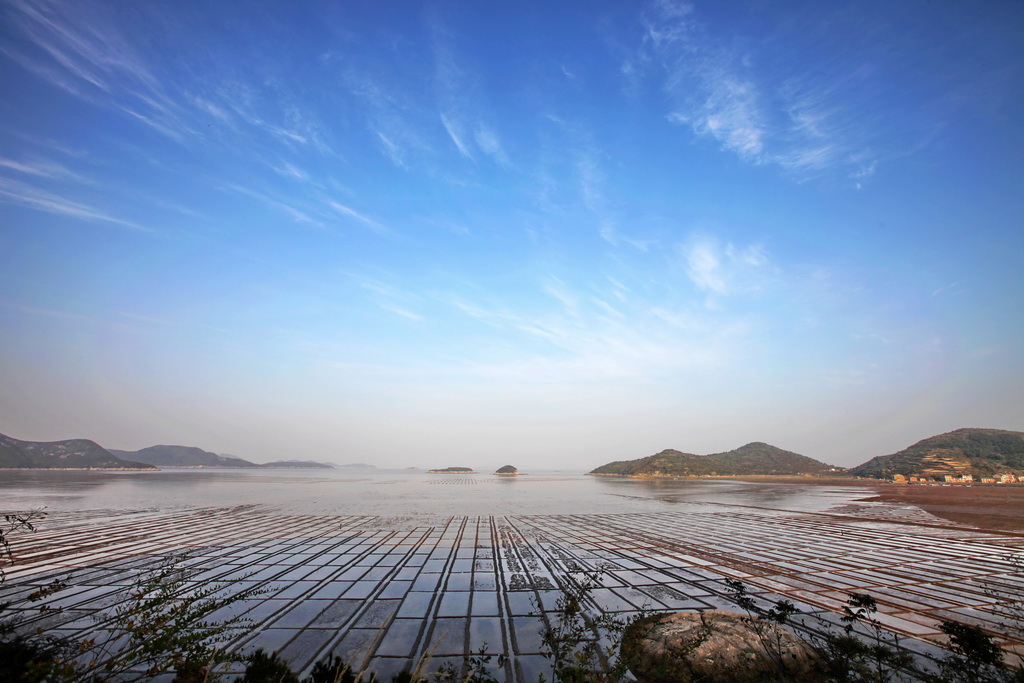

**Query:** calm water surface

left=0, top=468, right=874, bottom=517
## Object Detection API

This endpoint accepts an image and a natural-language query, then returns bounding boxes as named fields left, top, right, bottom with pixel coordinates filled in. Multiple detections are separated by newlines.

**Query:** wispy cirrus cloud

left=0, top=156, right=88, bottom=182
left=436, top=249, right=775, bottom=388
left=440, top=114, right=473, bottom=159
left=668, top=73, right=764, bottom=160
left=378, top=304, right=425, bottom=322
left=633, top=0, right=875, bottom=181
left=338, top=61, right=435, bottom=171
left=680, top=236, right=769, bottom=298
left=429, top=17, right=509, bottom=167
left=374, top=128, right=410, bottom=169
left=326, top=200, right=389, bottom=235
left=0, top=175, right=154, bottom=232
left=347, top=272, right=425, bottom=322
left=2, top=0, right=201, bottom=143
left=221, top=182, right=321, bottom=227
left=6, top=0, right=332, bottom=162
left=536, top=118, right=651, bottom=251
left=221, top=181, right=389, bottom=235
left=447, top=290, right=737, bottom=385
left=473, top=124, right=509, bottom=166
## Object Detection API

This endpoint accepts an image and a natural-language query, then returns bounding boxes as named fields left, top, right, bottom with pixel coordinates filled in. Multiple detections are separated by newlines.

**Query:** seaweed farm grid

left=3, top=488, right=1024, bottom=680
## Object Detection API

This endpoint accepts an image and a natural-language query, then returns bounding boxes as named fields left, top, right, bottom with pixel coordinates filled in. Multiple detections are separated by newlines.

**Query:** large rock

left=621, top=610, right=822, bottom=683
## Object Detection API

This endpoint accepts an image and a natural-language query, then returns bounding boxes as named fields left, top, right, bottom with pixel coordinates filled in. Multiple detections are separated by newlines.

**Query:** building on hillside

left=1000, top=474, right=1018, bottom=483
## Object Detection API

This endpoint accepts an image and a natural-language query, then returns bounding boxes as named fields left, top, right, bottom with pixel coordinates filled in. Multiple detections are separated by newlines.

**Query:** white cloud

left=327, top=200, right=388, bottom=234
left=222, top=183, right=321, bottom=227
left=0, top=156, right=87, bottom=182
left=190, top=96, right=232, bottom=122
left=379, top=304, right=424, bottom=322
left=684, top=241, right=727, bottom=294
left=347, top=272, right=426, bottom=323
left=543, top=278, right=581, bottom=317
left=3, top=0, right=208, bottom=144
left=638, top=0, right=875, bottom=180
left=374, top=129, right=407, bottom=169
left=0, top=175, right=154, bottom=232
left=429, top=17, right=509, bottom=168
left=440, top=113, right=473, bottom=159
left=669, top=73, right=764, bottom=159
left=726, top=243, right=767, bottom=267
left=474, top=125, right=509, bottom=166
left=681, top=237, right=770, bottom=296
left=599, top=221, right=618, bottom=245
left=438, top=267, right=757, bottom=391
left=274, top=162, right=309, bottom=181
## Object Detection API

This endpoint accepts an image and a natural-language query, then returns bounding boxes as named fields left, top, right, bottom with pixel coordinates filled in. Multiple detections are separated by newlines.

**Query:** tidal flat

left=1, top=469, right=1022, bottom=680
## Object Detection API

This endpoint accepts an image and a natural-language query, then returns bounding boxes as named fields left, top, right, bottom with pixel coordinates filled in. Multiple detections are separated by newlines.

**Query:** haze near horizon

left=1, top=0, right=1022, bottom=470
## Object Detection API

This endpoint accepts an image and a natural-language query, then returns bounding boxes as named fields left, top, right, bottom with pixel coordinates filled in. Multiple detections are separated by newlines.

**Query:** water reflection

left=591, top=475, right=873, bottom=513
left=0, top=469, right=878, bottom=517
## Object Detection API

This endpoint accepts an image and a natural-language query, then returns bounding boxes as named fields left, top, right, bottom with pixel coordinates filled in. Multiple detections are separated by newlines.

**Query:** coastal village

left=893, top=472, right=1018, bottom=484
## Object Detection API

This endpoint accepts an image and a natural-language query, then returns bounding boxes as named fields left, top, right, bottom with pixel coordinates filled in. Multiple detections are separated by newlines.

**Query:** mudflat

left=732, top=476, right=1024, bottom=532
left=862, top=484, right=1024, bottom=532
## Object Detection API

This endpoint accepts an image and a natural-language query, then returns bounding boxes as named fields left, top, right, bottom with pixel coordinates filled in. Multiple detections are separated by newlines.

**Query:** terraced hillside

left=850, top=428, right=1024, bottom=479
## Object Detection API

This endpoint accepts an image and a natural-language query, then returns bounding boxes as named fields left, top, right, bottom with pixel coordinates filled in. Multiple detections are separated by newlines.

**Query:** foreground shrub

left=238, top=649, right=300, bottom=683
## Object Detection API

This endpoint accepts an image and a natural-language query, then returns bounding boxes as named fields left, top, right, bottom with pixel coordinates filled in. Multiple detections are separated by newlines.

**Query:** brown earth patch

left=727, top=477, right=1024, bottom=533
left=860, top=484, right=1024, bottom=532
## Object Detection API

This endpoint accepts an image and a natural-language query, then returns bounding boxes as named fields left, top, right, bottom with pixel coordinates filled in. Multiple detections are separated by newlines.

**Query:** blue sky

left=1, top=0, right=1022, bottom=469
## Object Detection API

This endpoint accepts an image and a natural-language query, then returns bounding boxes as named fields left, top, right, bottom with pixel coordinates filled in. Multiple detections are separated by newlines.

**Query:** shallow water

left=0, top=468, right=874, bottom=516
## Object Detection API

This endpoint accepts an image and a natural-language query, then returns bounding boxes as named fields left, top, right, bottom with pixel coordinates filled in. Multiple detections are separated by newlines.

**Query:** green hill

left=0, top=433, right=156, bottom=469
left=849, top=428, right=1024, bottom=479
left=590, top=442, right=835, bottom=477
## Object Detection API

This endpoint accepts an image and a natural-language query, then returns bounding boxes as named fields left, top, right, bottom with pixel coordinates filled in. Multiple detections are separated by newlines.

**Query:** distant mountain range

left=589, top=442, right=836, bottom=477
left=261, top=460, right=334, bottom=469
left=109, top=446, right=338, bottom=469
left=0, top=433, right=338, bottom=469
left=848, top=428, right=1024, bottom=479
left=109, top=445, right=260, bottom=468
left=5, top=428, right=1023, bottom=477
left=0, top=433, right=155, bottom=469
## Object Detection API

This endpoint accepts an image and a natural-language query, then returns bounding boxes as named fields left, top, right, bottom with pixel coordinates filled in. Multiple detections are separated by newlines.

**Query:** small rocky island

left=494, top=465, right=520, bottom=475
left=427, top=466, right=476, bottom=473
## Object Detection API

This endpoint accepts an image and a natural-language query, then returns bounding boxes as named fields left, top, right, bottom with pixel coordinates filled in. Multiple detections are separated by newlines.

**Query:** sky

left=1, top=0, right=1022, bottom=470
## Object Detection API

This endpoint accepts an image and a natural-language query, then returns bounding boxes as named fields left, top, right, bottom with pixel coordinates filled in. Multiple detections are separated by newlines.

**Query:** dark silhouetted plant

left=69, top=552, right=265, bottom=681
left=932, top=619, right=1022, bottom=683
left=238, top=648, right=300, bottom=683
left=536, top=572, right=642, bottom=683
